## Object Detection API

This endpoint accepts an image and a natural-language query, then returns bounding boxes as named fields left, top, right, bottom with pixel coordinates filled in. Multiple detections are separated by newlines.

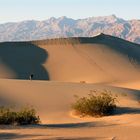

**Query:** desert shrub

left=72, top=90, right=116, bottom=117
left=0, top=107, right=17, bottom=125
left=0, top=106, right=40, bottom=125
left=16, top=107, right=40, bottom=125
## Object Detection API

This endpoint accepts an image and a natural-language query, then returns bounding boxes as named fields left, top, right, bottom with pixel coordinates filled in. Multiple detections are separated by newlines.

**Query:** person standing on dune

left=29, top=74, right=34, bottom=80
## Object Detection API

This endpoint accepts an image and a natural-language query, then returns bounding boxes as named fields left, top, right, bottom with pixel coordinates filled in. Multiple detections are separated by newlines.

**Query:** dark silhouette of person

left=29, top=74, right=34, bottom=80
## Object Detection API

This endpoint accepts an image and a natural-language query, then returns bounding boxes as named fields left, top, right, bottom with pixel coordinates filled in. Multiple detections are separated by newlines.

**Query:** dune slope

left=0, top=34, right=140, bottom=83
left=0, top=79, right=140, bottom=139
left=0, top=79, right=140, bottom=124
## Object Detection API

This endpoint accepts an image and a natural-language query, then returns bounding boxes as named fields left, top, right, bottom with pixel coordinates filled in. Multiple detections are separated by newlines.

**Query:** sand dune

left=1, top=79, right=140, bottom=124
left=0, top=79, right=140, bottom=139
left=0, top=34, right=140, bottom=139
left=1, top=34, right=140, bottom=83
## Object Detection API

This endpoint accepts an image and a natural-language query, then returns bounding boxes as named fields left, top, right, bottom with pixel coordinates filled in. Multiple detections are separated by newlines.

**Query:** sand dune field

left=0, top=34, right=140, bottom=139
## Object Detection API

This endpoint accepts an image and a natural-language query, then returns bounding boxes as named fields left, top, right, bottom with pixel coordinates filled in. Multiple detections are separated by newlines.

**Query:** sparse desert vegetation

left=0, top=106, right=40, bottom=125
left=72, top=90, right=117, bottom=117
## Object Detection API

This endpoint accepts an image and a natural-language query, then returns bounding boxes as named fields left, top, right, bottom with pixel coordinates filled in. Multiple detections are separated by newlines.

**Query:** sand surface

left=1, top=35, right=140, bottom=83
left=0, top=35, right=140, bottom=139
left=0, top=79, right=140, bottom=140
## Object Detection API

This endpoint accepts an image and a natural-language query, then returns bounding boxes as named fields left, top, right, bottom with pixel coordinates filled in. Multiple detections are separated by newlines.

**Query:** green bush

left=0, top=106, right=40, bottom=125
left=72, top=90, right=116, bottom=117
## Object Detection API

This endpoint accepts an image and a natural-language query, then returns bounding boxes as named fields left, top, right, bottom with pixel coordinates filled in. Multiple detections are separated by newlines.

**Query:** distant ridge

left=0, top=15, right=140, bottom=44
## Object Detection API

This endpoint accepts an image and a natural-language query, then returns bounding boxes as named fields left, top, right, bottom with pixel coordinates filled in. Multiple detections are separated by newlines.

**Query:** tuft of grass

left=72, top=90, right=117, bottom=117
left=0, top=106, right=40, bottom=125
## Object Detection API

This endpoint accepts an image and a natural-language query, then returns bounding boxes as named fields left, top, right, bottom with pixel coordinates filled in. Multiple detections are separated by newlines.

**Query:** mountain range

left=0, top=15, right=140, bottom=44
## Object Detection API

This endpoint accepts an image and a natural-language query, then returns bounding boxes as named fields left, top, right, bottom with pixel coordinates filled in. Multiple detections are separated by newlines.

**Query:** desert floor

left=0, top=79, right=140, bottom=140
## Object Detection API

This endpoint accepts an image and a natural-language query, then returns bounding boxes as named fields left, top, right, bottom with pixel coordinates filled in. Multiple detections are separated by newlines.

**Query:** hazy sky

left=0, top=0, right=140, bottom=23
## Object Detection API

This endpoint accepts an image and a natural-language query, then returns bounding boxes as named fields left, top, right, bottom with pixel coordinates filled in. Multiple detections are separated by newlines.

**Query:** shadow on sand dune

left=0, top=132, right=46, bottom=140
left=0, top=42, right=49, bottom=80
left=114, top=106, right=140, bottom=115
left=46, top=137, right=97, bottom=140
left=13, top=121, right=116, bottom=130
left=0, top=132, right=99, bottom=140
